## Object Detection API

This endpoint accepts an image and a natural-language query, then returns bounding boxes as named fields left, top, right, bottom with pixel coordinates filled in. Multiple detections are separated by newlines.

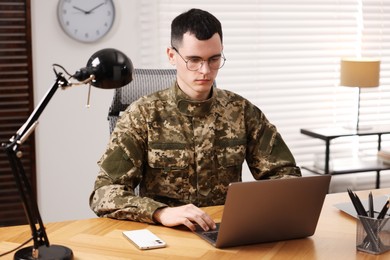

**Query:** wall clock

left=57, top=0, right=115, bottom=43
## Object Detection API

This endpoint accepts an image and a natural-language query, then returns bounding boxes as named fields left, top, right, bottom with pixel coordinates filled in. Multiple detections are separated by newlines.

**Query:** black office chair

left=107, top=68, right=177, bottom=134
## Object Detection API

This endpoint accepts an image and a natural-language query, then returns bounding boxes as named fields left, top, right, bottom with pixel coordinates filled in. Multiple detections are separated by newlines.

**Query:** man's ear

left=167, top=47, right=176, bottom=65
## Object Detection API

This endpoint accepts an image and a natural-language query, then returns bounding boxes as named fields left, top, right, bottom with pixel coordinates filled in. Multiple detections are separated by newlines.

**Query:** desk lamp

left=340, top=58, right=380, bottom=130
left=2, top=48, right=133, bottom=260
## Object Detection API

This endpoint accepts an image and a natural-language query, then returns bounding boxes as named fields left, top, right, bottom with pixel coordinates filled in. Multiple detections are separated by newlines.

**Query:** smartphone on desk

left=123, top=229, right=167, bottom=250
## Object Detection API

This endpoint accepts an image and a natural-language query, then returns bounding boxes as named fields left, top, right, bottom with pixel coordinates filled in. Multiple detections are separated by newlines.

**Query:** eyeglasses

left=172, top=47, right=226, bottom=71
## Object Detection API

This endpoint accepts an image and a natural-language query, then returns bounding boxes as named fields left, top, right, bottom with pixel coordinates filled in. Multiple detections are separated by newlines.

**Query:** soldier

left=89, top=8, right=301, bottom=232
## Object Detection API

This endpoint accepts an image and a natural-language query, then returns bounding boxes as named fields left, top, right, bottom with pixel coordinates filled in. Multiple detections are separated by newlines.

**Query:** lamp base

left=14, top=245, right=73, bottom=260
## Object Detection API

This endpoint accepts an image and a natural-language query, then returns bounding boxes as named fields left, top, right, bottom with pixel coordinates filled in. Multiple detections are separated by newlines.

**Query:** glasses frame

left=172, top=47, right=226, bottom=71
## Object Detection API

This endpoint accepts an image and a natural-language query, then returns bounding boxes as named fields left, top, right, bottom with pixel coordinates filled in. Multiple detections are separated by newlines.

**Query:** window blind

left=0, top=0, right=35, bottom=226
left=137, top=0, right=390, bottom=181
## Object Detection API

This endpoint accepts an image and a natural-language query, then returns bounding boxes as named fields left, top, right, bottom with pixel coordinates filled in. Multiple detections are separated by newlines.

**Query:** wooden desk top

left=1, top=188, right=390, bottom=259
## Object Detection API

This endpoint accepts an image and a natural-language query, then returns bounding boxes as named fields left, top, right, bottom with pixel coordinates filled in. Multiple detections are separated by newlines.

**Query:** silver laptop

left=195, top=175, right=331, bottom=248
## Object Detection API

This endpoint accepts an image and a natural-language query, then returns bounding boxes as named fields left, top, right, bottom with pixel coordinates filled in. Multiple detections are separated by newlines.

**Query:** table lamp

left=340, top=58, right=380, bottom=130
left=1, top=48, right=133, bottom=260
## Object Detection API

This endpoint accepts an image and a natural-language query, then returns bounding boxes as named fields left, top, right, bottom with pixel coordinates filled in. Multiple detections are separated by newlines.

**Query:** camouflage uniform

left=89, top=83, right=301, bottom=223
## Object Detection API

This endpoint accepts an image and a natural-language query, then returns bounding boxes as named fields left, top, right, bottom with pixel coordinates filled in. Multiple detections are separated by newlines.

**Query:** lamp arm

left=1, top=72, right=71, bottom=256
left=12, top=73, right=70, bottom=144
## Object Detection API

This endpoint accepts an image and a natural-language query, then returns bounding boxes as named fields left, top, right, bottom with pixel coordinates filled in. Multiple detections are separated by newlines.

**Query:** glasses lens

left=187, top=58, right=202, bottom=71
left=213, top=57, right=225, bottom=69
left=187, top=56, right=225, bottom=71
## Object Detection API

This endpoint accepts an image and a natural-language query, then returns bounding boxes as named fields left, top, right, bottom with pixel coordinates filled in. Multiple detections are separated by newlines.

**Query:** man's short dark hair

left=171, top=8, right=223, bottom=48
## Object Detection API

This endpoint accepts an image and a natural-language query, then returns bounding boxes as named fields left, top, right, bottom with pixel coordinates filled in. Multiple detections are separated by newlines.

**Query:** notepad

left=335, top=195, right=390, bottom=218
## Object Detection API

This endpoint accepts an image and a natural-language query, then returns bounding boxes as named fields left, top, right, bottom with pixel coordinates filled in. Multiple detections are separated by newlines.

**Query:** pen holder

left=356, top=215, right=390, bottom=254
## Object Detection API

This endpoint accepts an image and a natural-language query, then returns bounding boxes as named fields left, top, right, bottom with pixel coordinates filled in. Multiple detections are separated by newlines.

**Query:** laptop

left=195, top=175, right=331, bottom=248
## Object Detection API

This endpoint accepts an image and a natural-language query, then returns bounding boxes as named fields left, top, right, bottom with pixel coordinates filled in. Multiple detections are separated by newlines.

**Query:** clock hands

left=73, top=6, right=89, bottom=14
left=73, top=2, right=106, bottom=15
left=87, top=3, right=105, bottom=13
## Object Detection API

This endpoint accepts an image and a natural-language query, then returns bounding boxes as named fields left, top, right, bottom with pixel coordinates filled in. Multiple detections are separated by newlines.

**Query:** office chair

left=108, top=68, right=177, bottom=134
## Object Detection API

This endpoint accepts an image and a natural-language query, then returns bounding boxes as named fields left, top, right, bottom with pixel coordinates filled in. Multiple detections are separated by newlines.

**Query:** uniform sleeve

left=89, top=105, right=167, bottom=224
left=245, top=102, right=302, bottom=179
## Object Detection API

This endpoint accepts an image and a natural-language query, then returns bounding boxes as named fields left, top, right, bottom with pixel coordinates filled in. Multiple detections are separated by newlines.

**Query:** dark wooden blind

left=0, top=0, right=35, bottom=227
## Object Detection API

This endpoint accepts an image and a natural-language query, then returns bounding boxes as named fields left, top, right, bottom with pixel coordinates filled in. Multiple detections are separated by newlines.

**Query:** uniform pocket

left=145, top=142, right=190, bottom=199
left=215, top=139, right=246, bottom=185
left=148, top=142, right=189, bottom=169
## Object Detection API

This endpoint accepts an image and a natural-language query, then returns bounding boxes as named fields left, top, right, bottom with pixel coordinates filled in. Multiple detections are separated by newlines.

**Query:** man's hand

left=153, top=204, right=216, bottom=232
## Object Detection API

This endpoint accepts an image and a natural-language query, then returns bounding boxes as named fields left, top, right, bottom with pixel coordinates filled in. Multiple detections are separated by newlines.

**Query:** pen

left=368, top=192, right=374, bottom=218
left=354, top=191, right=368, bottom=217
left=347, top=189, right=368, bottom=217
left=347, top=189, right=359, bottom=214
left=348, top=189, right=367, bottom=216
left=377, top=199, right=390, bottom=219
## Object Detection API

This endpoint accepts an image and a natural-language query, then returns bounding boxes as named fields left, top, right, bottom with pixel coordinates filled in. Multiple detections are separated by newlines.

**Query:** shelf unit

left=300, top=125, right=390, bottom=189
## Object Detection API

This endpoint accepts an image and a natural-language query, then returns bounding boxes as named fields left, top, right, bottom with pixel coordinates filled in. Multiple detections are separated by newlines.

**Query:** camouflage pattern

left=89, top=83, right=301, bottom=224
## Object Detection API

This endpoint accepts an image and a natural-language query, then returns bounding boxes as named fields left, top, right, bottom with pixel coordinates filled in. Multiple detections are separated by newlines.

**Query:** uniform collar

left=174, top=82, right=215, bottom=117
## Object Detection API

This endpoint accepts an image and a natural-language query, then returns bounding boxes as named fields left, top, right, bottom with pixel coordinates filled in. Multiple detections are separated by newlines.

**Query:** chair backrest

left=108, top=68, right=177, bottom=134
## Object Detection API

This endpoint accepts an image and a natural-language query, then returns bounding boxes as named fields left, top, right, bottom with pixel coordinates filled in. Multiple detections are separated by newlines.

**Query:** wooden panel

left=0, top=0, right=35, bottom=227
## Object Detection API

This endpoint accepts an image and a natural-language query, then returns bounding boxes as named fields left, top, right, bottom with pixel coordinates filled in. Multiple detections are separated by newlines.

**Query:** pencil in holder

left=356, top=215, right=390, bottom=254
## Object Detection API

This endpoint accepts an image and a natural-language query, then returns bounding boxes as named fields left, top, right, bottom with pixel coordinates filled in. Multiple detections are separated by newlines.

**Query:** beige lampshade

left=340, top=58, right=380, bottom=87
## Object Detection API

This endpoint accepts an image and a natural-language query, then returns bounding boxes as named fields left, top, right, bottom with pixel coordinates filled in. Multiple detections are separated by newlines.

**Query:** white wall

left=29, top=0, right=389, bottom=223
left=31, top=0, right=140, bottom=222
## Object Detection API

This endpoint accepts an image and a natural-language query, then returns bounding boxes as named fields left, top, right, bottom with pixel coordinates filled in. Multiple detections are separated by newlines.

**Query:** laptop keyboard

left=195, top=223, right=221, bottom=243
left=202, top=230, right=219, bottom=242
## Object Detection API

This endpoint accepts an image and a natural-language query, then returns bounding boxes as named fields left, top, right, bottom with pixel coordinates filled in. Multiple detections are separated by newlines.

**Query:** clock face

left=57, top=0, right=115, bottom=43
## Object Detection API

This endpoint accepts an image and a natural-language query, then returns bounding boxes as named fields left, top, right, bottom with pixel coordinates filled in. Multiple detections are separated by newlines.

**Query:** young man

left=89, top=8, right=301, bottom=232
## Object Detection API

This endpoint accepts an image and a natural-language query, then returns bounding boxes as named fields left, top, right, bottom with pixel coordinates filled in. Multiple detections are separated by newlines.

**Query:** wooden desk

left=1, top=188, right=390, bottom=259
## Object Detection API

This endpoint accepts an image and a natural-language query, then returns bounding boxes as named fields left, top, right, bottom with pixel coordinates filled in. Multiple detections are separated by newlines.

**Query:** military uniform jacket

left=90, top=83, right=301, bottom=223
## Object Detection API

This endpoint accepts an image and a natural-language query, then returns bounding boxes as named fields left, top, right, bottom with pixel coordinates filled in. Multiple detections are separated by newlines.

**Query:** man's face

left=168, top=32, right=223, bottom=101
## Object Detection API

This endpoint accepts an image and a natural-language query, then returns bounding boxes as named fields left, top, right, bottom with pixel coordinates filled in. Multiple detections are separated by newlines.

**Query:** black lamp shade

left=81, top=48, right=133, bottom=89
